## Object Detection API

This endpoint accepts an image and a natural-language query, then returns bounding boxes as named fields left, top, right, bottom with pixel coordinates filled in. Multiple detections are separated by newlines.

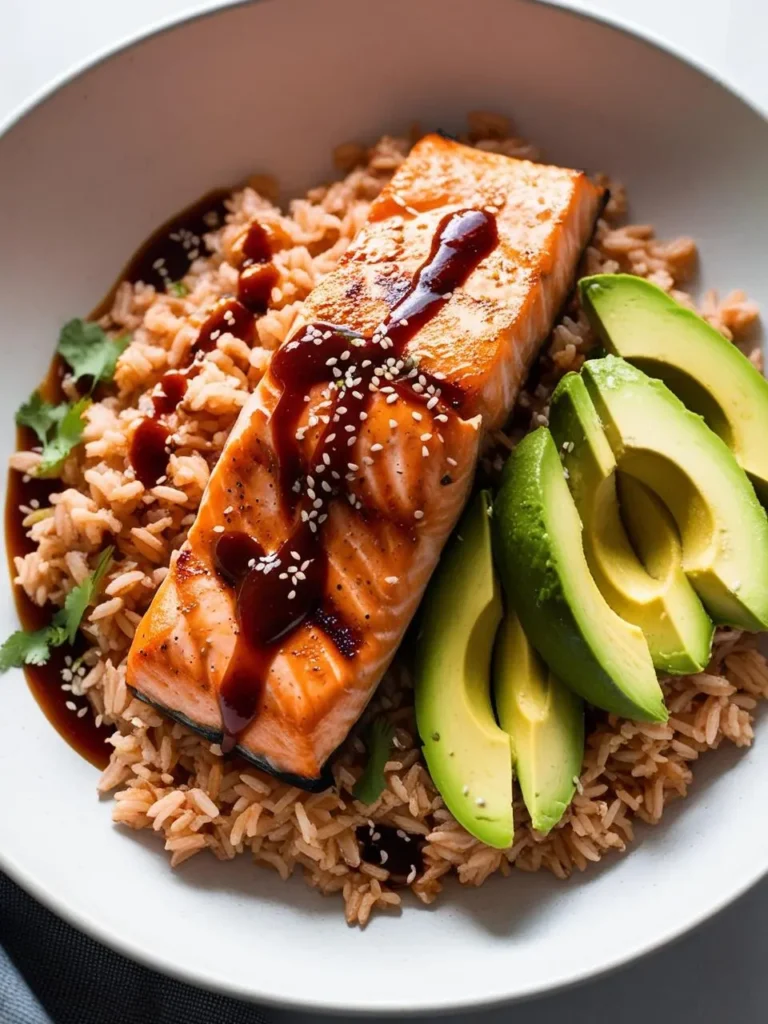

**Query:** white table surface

left=3, top=0, right=768, bottom=1020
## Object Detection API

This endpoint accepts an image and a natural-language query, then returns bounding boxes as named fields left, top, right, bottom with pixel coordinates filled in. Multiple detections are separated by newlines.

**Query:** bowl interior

left=1, top=0, right=768, bottom=1013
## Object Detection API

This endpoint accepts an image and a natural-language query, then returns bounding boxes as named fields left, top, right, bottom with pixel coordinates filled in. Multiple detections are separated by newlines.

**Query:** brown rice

left=10, top=112, right=768, bottom=926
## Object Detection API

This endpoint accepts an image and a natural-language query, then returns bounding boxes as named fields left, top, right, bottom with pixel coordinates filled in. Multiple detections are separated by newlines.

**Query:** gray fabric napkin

left=0, top=873, right=270, bottom=1024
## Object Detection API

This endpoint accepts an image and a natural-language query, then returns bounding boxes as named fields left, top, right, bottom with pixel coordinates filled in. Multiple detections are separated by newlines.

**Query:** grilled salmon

left=127, top=134, right=605, bottom=786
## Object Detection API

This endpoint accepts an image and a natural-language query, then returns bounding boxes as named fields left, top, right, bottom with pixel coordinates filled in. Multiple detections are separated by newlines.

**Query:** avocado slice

left=493, top=427, right=666, bottom=722
left=582, top=356, right=768, bottom=630
left=580, top=274, right=768, bottom=502
left=493, top=609, right=583, bottom=834
left=549, top=373, right=713, bottom=674
left=415, top=490, right=513, bottom=850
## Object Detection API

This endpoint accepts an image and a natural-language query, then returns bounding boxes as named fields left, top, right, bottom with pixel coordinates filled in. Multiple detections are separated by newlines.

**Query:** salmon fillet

left=127, top=135, right=605, bottom=785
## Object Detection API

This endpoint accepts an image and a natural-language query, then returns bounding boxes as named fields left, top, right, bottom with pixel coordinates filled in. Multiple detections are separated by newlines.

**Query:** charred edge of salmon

left=130, top=688, right=336, bottom=793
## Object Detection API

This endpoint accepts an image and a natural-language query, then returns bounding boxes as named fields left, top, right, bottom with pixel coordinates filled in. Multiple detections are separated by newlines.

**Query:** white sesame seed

left=447, top=457, right=458, bottom=467
left=77, top=706, right=88, bottom=718
left=386, top=394, right=398, bottom=405
left=65, top=701, right=77, bottom=712
left=420, top=433, right=432, bottom=442
left=288, top=590, right=296, bottom=600
left=414, top=510, right=424, bottom=519
left=385, top=576, right=399, bottom=584
left=362, top=456, right=374, bottom=466
left=213, top=525, right=225, bottom=533
left=426, top=396, right=439, bottom=409
left=475, top=797, right=486, bottom=807
left=389, top=419, right=398, bottom=429
left=422, top=445, right=429, bottom=457
left=370, top=443, right=383, bottom=452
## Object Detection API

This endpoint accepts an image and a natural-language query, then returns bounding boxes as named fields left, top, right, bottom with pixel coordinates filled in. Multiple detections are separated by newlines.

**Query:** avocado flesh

left=583, top=356, right=768, bottom=630
left=493, top=427, right=666, bottom=722
left=549, top=373, right=713, bottom=674
left=580, top=274, right=768, bottom=503
left=493, top=609, right=583, bottom=834
left=415, top=490, right=513, bottom=850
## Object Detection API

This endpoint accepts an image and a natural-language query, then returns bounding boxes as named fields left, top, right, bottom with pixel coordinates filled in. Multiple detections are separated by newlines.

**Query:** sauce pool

left=4, top=190, right=236, bottom=767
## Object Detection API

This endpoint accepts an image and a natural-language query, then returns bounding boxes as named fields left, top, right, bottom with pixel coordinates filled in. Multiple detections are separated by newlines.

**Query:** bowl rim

left=2, top=0, right=768, bottom=1014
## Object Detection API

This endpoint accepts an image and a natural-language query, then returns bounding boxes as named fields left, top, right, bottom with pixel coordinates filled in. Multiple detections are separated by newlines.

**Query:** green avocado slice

left=493, top=608, right=584, bottom=834
left=549, top=372, right=713, bottom=674
left=414, top=490, right=514, bottom=850
left=580, top=274, right=768, bottom=503
left=582, top=356, right=768, bottom=630
left=493, top=426, right=666, bottom=722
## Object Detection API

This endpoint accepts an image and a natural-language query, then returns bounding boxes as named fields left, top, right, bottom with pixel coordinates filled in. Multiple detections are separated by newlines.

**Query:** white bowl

left=2, top=0, right=768, bottom=1014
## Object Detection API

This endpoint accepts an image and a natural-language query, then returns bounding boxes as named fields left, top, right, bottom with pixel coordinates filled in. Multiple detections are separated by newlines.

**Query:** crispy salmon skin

left=127, top=135, right=604, bottom=784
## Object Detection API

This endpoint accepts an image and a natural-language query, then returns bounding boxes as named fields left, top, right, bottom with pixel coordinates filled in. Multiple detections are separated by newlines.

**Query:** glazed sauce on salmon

left=214, top=208, right=498, bottom=749
left=5, top=190, right=242, bottom=766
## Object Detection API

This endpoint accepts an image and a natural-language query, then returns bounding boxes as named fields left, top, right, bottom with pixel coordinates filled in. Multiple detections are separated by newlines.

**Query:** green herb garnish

left=36, top=397, right=91, bottom=476
left=168, top=281, right=189, bottom=298
left=15, top=392, right=68, bottom=445
left=352, top=718, right=395, bottom=805
left=0, top=546, right=114, bottom=671
left=57, top=318, right=129, bottom=388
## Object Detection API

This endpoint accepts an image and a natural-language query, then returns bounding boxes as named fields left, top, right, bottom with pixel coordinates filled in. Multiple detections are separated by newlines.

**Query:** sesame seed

left=65, top=701, right=77, bottom=712
left=475, top=797, right=486, bottom=807
left=447, top=457, right=458, bottom=467
left=426, top=396, right=439, bottom=409
left=406, top=866, right=417, bottom=885
left=77, top=707, right=88, bottom=719
left=325, top=433, right=336, bottom=443
left=347, top=436, right=357, bottom=446
left=414, top=510, right=424, bottom=519
left=288, top=590, right=296, bottom=600
left=370, top=443, right=383, bottom=452
left=420, top=433, right=432, bottom=442
left=347, top=462, right=359, bottom=471
left=380, top=850, right=389, bottom=865
left=213, top=525, right=225, bottom=533
left=386, top=394, right=398, bottom=405
left=362, top=456, right=374, bottom=466
left=389, top=419, right=397, bottom=429
left=422, top=445, right=429, bottom=457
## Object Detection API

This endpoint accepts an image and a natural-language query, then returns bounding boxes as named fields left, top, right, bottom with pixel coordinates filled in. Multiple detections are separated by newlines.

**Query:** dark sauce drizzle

left=129, top=219, right=280, bottom=489
left=213, top=208, right=497, bottom=749
left=356, top=823, right=425, bottom=886
left=6, top=191, right=231, bottom=766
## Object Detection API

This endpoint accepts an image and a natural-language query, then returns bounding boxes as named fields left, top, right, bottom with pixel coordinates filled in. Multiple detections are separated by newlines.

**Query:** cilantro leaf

left=352, top=718, right=395, bottom=805
left=0, top=547, right=114, bottom=671
left=15, top=392, right=68, bottom=445
left=168, top=281, right=189, bottom=298
left=37, top=397, right=91, bottom=476
left=0, top=627, right=58, bottom=670
left=57, top=318, right=129, bottom=387
left=54, top=546, right=114, bottom=644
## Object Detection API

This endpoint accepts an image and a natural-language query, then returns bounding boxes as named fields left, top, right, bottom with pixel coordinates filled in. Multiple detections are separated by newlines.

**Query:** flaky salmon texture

left=127, top=134, right=605, bottom=783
